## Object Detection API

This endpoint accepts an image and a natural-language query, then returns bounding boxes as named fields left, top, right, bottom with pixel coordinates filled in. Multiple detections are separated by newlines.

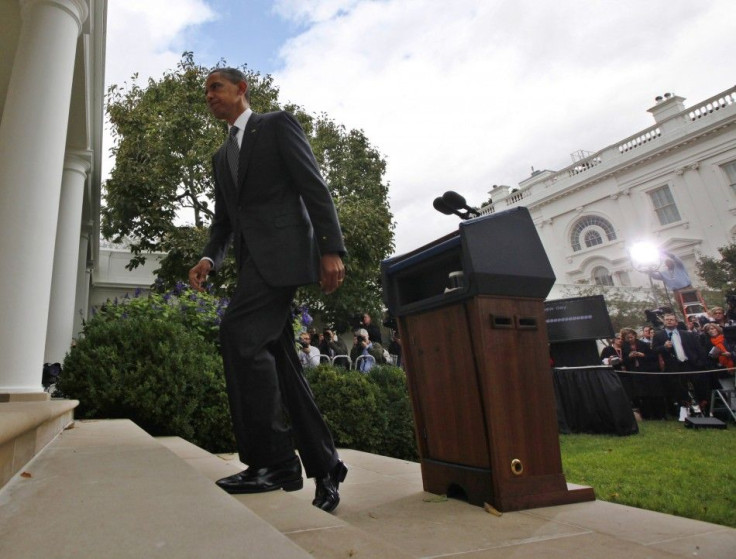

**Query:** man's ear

left=239, top=80, right=248, bottom=97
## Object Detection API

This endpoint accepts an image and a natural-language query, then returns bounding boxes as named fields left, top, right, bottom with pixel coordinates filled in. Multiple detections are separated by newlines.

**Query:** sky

left=104, top=0, right=736, bottom=256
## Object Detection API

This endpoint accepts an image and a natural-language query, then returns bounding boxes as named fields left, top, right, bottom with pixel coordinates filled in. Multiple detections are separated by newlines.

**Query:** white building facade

left=481, top=88, right=736, bottom=300
left=0, top=0, right=107, bottom=394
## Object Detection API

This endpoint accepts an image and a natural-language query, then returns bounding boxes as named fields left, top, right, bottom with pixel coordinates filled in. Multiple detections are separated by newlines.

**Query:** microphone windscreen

left=433, top=197, right=455, bottom=215
left=442, top=191, right=467, bottom=210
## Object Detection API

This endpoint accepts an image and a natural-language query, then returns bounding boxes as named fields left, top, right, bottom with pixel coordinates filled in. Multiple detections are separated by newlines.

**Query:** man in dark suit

left=652, top=313, right=707, bottom=413
left=188, top=68, right=347, bottom=512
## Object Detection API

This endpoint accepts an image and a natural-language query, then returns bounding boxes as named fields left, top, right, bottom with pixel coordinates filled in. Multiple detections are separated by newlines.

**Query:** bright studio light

left=629, top=242, right=661, bottom=270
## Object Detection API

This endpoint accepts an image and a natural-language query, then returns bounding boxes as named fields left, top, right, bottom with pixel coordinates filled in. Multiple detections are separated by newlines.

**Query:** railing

left=617, top=127, right=661, bottom=153
left=505, top=190, right=527, bottom=206
left=568, top=156, right=603, bottom=176
left=688, top=88, right=736, bottom=121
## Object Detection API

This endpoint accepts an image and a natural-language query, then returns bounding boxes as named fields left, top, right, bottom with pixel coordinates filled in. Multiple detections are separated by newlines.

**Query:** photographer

left=319, top=329, right=349, bottom=368
left=350, top=328, right=387, bottom=372
left=726, top=294, right=736, bottom=323
left=360, top=313, right=383, bottom=344
left=297, top=332, right=321, bottom=368
left=600, top=334, right=625, bottom=371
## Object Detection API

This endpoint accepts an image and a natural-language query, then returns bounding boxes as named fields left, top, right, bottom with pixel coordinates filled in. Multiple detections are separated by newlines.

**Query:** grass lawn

left=559, top=419, right=736, bottom=528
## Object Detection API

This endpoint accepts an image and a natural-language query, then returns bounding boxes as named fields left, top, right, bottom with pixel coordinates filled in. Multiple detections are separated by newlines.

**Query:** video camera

left=644, top=306, right=674, bottom=329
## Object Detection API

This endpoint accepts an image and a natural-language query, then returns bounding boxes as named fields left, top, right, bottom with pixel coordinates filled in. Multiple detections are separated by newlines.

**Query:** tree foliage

left=104, top=52, right=394, bottom=330
left=696, top=243, right=736, bottom=295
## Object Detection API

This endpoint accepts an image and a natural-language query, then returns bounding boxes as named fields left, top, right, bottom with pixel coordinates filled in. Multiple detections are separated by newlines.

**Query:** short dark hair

left=208, top=67, right=250, bottom=103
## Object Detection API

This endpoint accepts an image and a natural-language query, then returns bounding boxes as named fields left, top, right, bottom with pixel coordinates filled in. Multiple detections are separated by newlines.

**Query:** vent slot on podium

left=490, top=315, right=514, bottom=329
left=516, top=317, right=538, bottom=330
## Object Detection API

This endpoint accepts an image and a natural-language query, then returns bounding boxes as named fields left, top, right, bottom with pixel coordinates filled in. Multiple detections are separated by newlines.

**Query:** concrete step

left=158, top=437, right=417, bottom=558
left=162, top=436, right=736, bottom=559
left=3, top=417, right=736, bottom=558
left=0, top=398, right=78, bottom=489
left=0, top=419, right=313, bottom=559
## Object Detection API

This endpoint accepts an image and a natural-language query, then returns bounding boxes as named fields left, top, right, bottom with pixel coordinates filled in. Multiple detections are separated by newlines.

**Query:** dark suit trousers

left=219, top=256, right=338, bottom=478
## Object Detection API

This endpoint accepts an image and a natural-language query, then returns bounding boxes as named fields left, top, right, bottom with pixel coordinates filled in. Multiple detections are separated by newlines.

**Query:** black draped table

left=553, top=366, right=638, bottom=436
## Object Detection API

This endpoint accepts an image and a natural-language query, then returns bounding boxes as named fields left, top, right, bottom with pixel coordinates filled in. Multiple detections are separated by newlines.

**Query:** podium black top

left=381, top=207, right=555, bottom=316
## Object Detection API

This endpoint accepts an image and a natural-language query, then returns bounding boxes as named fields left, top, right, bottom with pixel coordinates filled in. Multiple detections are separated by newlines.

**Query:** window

left=592, top=266, right=614, bottom=286
left=584, top=230, right=603, bottom=248
left=570, top=216, right=617, bottom=252
left=649, top=185, right=681, bottom=225
left=723, top=161, right=736, bottom=188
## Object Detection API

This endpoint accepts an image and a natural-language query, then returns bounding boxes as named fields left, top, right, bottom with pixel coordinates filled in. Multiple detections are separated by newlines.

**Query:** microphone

left=433, top=197, right=463, bottom=218
left=442, top=191, right=481, bottom=218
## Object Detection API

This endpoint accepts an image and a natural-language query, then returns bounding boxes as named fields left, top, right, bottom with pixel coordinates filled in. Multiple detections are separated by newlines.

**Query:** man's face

left=300, top=333, right=311, bottom=345
left=663, top=315, right=678, bottom=329
left=643, top=327, right=652, bottom=338
left=205, top=72, right=247, bottom=124
left=363, top=314, right=371, bottom=325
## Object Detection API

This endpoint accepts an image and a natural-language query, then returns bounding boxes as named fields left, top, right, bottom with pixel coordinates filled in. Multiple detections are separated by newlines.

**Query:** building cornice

left=483, top=87, right=736, bottom=213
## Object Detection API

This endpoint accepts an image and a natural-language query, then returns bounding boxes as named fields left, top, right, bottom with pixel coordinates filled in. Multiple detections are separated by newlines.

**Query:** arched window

left=570, top=216, right=617, bottom=252
left=593, top=266, right=614, bottom=286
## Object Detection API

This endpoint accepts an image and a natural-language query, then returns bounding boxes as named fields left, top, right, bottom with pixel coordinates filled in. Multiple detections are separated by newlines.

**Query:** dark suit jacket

left=203, top=110, right=345, bottom=287
left=652, top=328, right=706, bottom=370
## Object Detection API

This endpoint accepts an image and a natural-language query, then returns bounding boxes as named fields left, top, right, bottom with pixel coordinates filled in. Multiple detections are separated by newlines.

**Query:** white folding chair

left=331, top=354, right=351, bottom=369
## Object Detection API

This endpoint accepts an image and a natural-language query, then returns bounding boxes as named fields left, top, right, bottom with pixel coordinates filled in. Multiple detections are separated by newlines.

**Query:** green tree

left=696, top=243, right=736, bottom=295
left=104, top=52, right=394, bottom=329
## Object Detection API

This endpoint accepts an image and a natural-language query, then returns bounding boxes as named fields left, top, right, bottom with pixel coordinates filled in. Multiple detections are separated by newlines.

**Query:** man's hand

left=319, top=253, right=345, bottom=294
left=188, top=259, right=212, bottom=292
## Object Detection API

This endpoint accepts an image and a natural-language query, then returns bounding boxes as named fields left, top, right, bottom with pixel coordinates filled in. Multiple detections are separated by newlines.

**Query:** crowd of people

left=296, top=312, right=403, bottom=372
left=600, top=305, right=735, bottom=419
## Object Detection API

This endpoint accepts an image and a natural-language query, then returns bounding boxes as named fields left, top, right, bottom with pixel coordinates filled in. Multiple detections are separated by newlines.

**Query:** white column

left=0, top=0, right=89, bottom=393
left=44, top=153, right=90, bottom=365
left=72, top=227, right=92, bottom=339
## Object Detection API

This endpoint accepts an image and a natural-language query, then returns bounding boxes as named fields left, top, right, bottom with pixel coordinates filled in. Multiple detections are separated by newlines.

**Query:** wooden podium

left=381, top=208, right=595, bottom=511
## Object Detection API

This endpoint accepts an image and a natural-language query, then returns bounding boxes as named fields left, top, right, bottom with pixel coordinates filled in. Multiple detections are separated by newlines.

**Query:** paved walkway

left=2, top=419, right=735, bottom=558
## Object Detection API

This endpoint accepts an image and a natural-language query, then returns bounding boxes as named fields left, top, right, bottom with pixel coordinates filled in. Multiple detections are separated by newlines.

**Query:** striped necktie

left=227, top=126, right=240, bottom=183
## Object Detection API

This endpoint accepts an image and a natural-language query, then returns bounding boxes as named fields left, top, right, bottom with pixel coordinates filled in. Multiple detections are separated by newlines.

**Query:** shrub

left=60, top=288, right=417, bottom=459
left=58, top=291, right=234, bottom=453
left=90, top=284, right=227, bottom=347
left=305, top=364, right=418, bottom=460
left=365, top=365, right=418, bottom=461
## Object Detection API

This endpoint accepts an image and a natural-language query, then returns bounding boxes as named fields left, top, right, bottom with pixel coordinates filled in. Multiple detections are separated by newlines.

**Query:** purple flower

left=173, top=281, right=186, bottom=296
left=300, top=306, right=312, bottom=327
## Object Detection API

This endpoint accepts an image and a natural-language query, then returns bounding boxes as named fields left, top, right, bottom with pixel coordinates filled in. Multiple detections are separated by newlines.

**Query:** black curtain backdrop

left=553, top=366, right=639, bottom=436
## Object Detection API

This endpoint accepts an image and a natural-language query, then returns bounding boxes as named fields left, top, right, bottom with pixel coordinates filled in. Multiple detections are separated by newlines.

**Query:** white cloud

left=103, top=0, right=217, bottom=178
left=105, top=0, right=216, bottom=86
left=272, top=0, right=736, bottom=254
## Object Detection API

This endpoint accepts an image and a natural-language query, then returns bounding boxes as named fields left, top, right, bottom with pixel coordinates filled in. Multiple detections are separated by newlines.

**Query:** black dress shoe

left=216, top=456, right=303, bottom=494
left=313, top=460, right=348, bottom=513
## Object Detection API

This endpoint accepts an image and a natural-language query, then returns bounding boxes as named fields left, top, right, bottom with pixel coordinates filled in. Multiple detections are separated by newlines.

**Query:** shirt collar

left=228, top=108, right=252, bottom=147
